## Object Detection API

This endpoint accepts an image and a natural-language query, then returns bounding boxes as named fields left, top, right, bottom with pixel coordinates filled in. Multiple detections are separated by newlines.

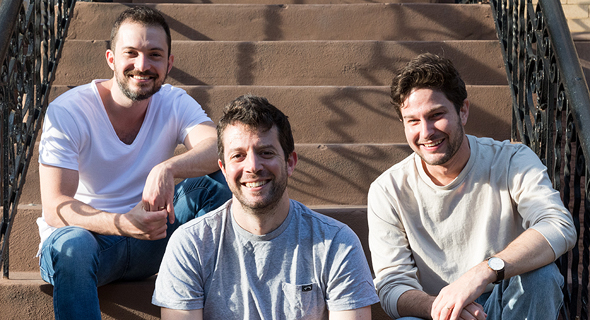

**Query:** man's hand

left=431, top=262, right=492, bottom=320
left=142, top=162, right=176, bottom=224
left=118, top=202, right=168, bottom=240
left=140, top=121, right=220, bottom=225
left=433, top=301, right=486, bottom=320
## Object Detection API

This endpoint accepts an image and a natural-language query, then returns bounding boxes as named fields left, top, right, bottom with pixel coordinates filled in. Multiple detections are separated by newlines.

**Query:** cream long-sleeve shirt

left=368, top=135, right=576, bottom=319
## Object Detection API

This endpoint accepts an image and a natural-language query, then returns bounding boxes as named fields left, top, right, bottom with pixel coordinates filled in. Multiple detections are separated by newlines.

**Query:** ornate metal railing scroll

left=458, top=0, right=590, bottom=318
left=0, top=0, right=76, bottom=279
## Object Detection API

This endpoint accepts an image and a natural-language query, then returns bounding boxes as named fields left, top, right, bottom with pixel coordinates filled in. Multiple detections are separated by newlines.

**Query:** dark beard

left=420, top=118, right=465, bottom=166
left=117, top=70, right=166, bottom=101
left=233, top=166, right=289, bottom=215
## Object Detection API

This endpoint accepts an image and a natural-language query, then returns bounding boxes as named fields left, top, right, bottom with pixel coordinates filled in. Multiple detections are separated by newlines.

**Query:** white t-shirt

left=37, top=80, right=211, bottom=247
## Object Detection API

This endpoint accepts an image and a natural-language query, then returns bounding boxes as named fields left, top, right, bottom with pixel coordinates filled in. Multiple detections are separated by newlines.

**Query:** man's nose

left=134, top=54, right=149, bottom=72
left=244, top=153, right=262, bottom=173
left=420, top=120, right=435, bottom=138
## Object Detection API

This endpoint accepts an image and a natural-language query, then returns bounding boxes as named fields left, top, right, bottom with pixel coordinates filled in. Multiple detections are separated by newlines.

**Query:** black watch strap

left=493, top=268, right=504, bottom=284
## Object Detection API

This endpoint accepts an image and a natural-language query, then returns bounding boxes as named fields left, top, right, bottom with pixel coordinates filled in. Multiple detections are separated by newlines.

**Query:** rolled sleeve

left=509, top=146, right=576, bottom=259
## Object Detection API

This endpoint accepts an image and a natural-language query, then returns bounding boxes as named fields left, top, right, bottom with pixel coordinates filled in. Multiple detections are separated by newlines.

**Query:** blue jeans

left=39, top=171, right=231, bottom=320
left=398, top=263, right=563, bottom=320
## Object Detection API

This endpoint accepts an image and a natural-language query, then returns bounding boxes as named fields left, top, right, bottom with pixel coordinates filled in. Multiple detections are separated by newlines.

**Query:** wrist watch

left=487, top=257, right=505, bottom=284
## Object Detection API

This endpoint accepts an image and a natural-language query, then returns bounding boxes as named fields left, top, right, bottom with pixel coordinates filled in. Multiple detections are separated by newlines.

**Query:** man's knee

left=173, top=170, right=231, bottom=219
left=519, top=262, right=563, bottom=292
left=43, top=226, right=100, bottom=267
left=40, top=227, right=100, bottom=283
left=175, top=170, right=228, bottom=196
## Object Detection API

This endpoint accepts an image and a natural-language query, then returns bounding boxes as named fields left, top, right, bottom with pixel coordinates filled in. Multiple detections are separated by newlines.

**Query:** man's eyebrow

left=120, top=45, right=166, bottom=52
left=402, top=105, right=447, bottom=119
left=227, top=144, right=278, bottom=152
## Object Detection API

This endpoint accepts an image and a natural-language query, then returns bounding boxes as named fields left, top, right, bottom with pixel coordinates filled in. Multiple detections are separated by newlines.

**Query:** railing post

left=541, top=0, right=590, bottom=159
left=0, top=0, right=76, bottom=278
left=0, top=0, right=25, bottom=280
left=477, top=0, right=590, bottom=317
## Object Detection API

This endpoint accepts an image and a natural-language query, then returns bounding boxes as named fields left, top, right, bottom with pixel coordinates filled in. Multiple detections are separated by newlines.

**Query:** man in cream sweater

left=368, top=53, right=576, bottom=320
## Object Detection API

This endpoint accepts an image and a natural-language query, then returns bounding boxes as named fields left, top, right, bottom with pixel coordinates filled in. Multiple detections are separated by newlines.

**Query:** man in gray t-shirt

left=152, top=95, right=379, bottom=319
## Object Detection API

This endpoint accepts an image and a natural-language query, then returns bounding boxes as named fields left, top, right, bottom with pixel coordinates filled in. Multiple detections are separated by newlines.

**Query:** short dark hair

left=110, top=6, right=172, bottom=57
left=217, top=94, right=294, bottom=165
left=391, top=53, right=467, bottom=119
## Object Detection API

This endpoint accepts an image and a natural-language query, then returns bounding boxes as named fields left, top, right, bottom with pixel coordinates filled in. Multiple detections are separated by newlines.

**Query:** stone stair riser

left=69, top=3, right=496, bottom=42
left=55, top=40, right=507, bottom=86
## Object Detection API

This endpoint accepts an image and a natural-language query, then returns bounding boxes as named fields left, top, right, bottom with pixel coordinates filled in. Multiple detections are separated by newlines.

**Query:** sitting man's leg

left=40, top=226, right=134, bottom=320
left=479, top=263, right=563, bottom=320
left=40, top=171, right=231, bottom=318
left=121, top=170, right=231, bottom=280
left=171, top=169, right=232, bottom=226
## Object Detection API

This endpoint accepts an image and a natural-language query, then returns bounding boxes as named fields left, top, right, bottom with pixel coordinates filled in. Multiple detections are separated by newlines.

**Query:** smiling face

left=219, top=123, right=296, bottom=214
left=401, top=88, right=470, bottom=170
left=107, top=21, right=173, bottom=102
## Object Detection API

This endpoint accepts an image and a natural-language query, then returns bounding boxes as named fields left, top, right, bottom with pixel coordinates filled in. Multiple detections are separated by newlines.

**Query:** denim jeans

left=398, top=263, right=563, bottom=320
left=39, top=170, right=232, bottom=320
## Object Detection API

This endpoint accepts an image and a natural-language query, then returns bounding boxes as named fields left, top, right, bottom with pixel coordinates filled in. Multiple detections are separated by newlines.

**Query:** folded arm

left=431, top=229, right=554, bottom=320
left=40, top=164, right=168, bottom=240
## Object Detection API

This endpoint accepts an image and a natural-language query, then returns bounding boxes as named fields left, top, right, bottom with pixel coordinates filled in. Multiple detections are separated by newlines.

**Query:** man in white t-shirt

left=152, top=94, right=380, bottom=319
left=37, top=6, right=231, bottom=319
left=368, top=53, right=576, bottom=320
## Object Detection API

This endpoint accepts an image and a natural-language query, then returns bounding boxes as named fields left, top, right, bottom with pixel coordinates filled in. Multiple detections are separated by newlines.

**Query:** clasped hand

left=431, top=264, right=489, bottom=320
left=142, top=162, right=176, bottom=222
left=121, top=163, right=176, bottom=240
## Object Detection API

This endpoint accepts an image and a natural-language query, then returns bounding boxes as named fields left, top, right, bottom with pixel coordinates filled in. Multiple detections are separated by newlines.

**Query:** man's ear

left=106, top=49, right=115, bottom=71
left=218, top=159, right=226, bottom=176
left=286, top=152, right=298, bottom=177
left=167, top=54, right=174, bottom=74
left=460, top=99, right=470, bottom=126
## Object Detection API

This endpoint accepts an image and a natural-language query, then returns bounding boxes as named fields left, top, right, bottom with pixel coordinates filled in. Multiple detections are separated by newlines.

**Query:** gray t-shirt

left=152, top=199, right=379, bottom=319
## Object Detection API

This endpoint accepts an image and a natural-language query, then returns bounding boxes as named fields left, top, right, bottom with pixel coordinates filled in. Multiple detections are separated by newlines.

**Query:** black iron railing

left=462, top=0, right=590, bottom=318
left=0, top=0, right=76, bottom=279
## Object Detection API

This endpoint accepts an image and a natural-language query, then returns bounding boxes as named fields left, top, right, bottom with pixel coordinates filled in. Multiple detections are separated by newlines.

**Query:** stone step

left=54, top=40, right=507, bottom=87
left=115, top=0, right=450, bottom=3
left=0, top=272, right=160, bottom=319
left=68, top=3, right=496, bottom=41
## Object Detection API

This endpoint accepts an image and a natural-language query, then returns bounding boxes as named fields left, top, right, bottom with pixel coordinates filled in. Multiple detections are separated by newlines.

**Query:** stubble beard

left=116, top=67, right=167, bottom=102
left=233, top=165, right=289, bottom=216
left=418, top=118, right=465, bottom=166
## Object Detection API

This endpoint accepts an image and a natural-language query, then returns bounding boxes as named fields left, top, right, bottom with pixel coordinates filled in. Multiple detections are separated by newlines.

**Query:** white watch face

left=488, top=257, right=504, bottom=270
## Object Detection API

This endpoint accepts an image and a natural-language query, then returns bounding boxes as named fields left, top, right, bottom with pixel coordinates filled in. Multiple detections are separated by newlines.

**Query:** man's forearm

left=429, top=229, right=556, bottom=320
left=495, top=228, right=555, bottom=279
left=397, top=289, right=435, bottom=319
left=160, top=136, right=219, bottom=180
left=43, top=195, right=123, bottom=234
left=165, top=121, right=220, bottom=179
left=40, top=163, right=125, bottom=235
left=43, top=195, right=168, bottom=240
